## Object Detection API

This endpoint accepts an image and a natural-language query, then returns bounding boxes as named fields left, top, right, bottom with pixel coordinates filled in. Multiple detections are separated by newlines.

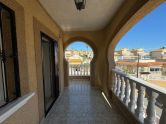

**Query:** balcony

left=69, top=64, right=90, bottom=78
left=0, top=0, right=165, bottom=124
left=111, top=69, right=166, bottom=124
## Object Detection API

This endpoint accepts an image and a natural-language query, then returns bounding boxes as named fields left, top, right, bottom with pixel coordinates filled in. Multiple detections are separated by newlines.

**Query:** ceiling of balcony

left=39, top=0, right=124, bottom=31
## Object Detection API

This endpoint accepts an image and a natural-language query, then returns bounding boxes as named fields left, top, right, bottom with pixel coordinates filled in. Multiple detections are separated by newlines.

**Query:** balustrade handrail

left=69, top=64, right=90, bottom=76
left=112, top=69, right=166, bottom=95
left=112, top=68, right=166, bottom=124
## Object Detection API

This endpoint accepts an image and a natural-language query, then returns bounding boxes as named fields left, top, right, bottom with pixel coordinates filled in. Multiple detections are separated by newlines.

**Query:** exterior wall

left=0, top=0, right=64, bottom=124
left=151, top=52, right=163, bottom=59
left=33, top=18, right=64, bottom=120
left=150, top=50, right=166, bottom=59
left=162, top=64, right=166, bottom=76
left=2, top=95, right=38, bottom=124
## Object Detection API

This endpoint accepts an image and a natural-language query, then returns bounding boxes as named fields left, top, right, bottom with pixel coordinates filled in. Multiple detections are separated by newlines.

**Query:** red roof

left=116, top=61, right=166, bottom=67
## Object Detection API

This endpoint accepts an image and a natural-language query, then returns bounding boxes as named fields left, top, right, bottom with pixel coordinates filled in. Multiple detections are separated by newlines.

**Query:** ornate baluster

left=84, top=64, right=85, bottom=76
left=144, top=91, right=158, bottom=124
left=79, top=65, right=80, bottom=76
left=88, top=65, right=90, bottom=76
left=71, top=65, right=73, bottom=76
left=112, top=72, right=114, bottom=91
left=70, top=65, right=72, bottom=76
left=82, top=65, right=83, bottom=76
left=77, top=65, right=82, bottom=76
left=128, top=81, right=136, bottom=113
left=120, top=76, right=125, bottom=100
left=77, top=65, right=79, bottom=76
left=135, top=85, right=145, bottom=123
left=75, top=65, right=79, bottom=76
left=116, top=74, right=121, bottom=96
left=123, top=77, right=130, bottom=106
left=74, top=65, right=76, bottom=76
left=159, top=96, right=166, bottom=124
left=113, top=73, right=117, bottom=93
left=80, top=65, right=82, bottom=76
left=86, top=65, right=88, bottom=76
left=85, top=65, right=86, bottom=76
left=78, top=65, right=80, bottom=76
left=80, top=65, right=81, bottom=76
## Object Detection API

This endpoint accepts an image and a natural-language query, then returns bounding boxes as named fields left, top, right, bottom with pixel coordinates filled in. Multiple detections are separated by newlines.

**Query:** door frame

left=41, top=32, right=59, bottom=116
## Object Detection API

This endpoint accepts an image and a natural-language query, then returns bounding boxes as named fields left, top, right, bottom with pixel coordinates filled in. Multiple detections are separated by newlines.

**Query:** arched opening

left=64, top=40, right=96, bottom=86
left=113, top=2, right=166, bottom=88
left=107, top=1, right=166, bottom=123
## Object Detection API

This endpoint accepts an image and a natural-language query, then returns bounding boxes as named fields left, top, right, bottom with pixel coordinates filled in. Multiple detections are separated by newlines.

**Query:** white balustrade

left=69, top=64, right=90, bottom=76
left=120, top=76, right=125, bottom=100
left=135, top=85, right=145, bottom=123
left=116, top=75, right=121, bottom=96
left=144, top=91, right=158, bottom=124
left=112, top=69, right=166, bottom=124
left=123, top=77, right=130, bottom=106
left=113, top=73, right=117, bottom=93
left=129, top=81, right=136, bottom=113
left=159, top=97, right=166, bottom=124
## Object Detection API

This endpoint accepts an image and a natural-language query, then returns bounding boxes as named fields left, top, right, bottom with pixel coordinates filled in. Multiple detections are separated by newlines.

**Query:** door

left=41, top=33, right=59, bottom=115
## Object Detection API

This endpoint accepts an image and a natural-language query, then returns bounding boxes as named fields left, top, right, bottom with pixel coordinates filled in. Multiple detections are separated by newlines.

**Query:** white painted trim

left=0, top=92, right=35, bottom=123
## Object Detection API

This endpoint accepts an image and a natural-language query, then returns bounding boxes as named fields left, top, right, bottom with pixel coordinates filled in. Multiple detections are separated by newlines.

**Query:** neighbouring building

left=130, top=48, right=144, bottom=56
left=116, top=61, right=166, bottom=80
left=68, top=54, right=83, bottom=64
left=114, top=48, right=151, bottom=61
left=150, top=48, right=166, bottom=59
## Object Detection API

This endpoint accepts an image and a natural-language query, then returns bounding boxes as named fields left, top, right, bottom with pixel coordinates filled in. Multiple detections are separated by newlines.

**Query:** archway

left=107, top=0, right=165, bottom=89
left=64, top=38, right=97, bottom=86
left=106, top=1, right=166, bottom=123
left=110, top=1, right=166, bottom=85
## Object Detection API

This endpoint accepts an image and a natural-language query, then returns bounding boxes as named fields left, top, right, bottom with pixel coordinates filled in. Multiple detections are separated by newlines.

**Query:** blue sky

left=67, top=42, right=92, bottom=51
left=68, top=2, right=166, bottom=51
left=116, top=2, right=166, bottom=51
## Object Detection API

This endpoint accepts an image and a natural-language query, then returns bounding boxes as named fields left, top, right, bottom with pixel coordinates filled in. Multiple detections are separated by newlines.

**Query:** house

left=0, top=0, right=165, bottom=124
left=116, top=61, right=166, bottom=80
left=150, top=48, right=166, bottom=59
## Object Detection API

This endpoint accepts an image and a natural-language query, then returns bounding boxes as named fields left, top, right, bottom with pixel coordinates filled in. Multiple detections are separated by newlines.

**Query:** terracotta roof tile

left=116, top=61, right=166, bottom=67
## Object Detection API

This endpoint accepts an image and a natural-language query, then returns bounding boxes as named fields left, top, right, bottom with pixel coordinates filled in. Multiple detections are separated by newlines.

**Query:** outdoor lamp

left=74, top=0, right=86, bottom=11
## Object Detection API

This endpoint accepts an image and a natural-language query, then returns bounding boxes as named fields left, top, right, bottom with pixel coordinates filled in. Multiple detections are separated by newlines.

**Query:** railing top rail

left=112, top=69, right=166, bottom=95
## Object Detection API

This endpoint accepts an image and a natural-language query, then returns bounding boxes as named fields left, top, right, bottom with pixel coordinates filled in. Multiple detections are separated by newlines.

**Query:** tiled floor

left=42, top=79, right=128, bottom=124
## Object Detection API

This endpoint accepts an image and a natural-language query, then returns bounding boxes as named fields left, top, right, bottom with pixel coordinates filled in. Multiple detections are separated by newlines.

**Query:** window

left=0, top=3, right=20, bottom=107
left=150, top=68, right=160, bottom=72
left=150, top=68, right=154, bottom=72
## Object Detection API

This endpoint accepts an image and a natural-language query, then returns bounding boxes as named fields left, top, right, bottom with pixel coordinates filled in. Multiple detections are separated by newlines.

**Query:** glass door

left=41, top=33, right=59, bottom=115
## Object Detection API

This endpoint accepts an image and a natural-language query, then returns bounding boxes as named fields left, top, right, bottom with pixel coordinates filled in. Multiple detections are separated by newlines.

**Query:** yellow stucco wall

left=0, top=0, right=64, bottom=124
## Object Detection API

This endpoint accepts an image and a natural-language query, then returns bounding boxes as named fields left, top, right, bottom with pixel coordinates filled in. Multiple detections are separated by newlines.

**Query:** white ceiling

left=39, top=0, right=124, bottom=31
